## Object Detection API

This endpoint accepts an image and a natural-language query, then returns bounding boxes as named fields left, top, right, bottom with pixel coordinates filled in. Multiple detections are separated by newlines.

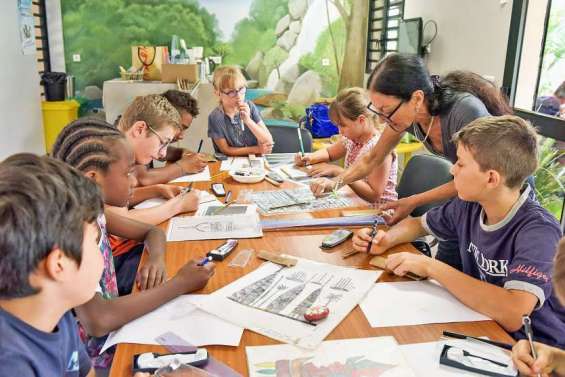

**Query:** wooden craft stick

left=341, top=249, right=359, bottom=259
left=257, top=250, right=297, bottom=267
left=369, top=256, right=426, bottom=281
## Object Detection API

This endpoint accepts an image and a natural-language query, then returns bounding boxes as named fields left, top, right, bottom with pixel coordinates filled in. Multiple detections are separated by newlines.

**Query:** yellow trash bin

left=41, top=100, right=79, bottom=153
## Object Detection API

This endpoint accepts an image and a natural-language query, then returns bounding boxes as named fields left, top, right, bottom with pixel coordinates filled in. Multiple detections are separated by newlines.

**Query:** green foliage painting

left=62, top=0, right=220, bottom=90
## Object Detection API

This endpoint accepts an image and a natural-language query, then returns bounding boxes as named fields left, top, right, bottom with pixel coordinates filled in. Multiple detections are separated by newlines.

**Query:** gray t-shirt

left=409, top=93, right=490, bottom=163
left=208, top=101, right=263, bottom=148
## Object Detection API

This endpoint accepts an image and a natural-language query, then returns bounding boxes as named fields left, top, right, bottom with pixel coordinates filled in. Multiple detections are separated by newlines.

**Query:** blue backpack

left=303, top=103, right=338, bottom=138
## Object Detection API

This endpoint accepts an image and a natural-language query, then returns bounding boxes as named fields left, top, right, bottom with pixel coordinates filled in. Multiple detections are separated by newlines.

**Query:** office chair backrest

left=397, top=154, right=453, bottom=217
left=268, top=126, right=313, bottom=154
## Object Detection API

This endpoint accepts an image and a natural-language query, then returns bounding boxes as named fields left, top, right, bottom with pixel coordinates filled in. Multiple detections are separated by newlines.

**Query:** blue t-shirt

left=422, top=186, right=565, bottom=347
left=0, top=309, right=91, bottom=376
left=207, top=101, right=263, bottom=148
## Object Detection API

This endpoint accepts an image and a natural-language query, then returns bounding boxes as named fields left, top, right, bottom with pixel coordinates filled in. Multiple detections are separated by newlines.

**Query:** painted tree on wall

left=62, top=0, right=220, bottom=90
left=331, top=0, right=369, bottom=90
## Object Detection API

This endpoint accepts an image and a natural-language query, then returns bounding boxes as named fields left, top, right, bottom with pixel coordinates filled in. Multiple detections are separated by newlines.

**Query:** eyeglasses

left=367, top=100, right=404, bottom=132
left=221, top=86, right=246, bottom=98
left=146, top=124, right=172, bottom=153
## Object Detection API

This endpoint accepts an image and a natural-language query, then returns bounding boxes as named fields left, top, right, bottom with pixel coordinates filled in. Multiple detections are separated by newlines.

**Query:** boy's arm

left=388, top=253, right=537, bottom=332
left=133, top=155, right=206, bottom=187
left=130, top=184, right=181, bottom=205
left=74, top=261, right=214, bottom=337
left=104, top=209, right=166, bottom=290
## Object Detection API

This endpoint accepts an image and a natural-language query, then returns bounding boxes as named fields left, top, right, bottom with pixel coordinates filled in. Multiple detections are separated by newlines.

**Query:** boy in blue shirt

left=352, top=115, right=564, bottom=346
left=0, top=154, right=104, bottom=376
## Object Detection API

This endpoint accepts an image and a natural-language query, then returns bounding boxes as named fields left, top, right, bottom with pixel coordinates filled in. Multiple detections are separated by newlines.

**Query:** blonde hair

left=554, top=238, right=565, bottom=304
left=452, top=115, right=538, bottom=189
left=329, top=87, right=381, bottom=131
left=118, top=94, right=181, bottom=132
left=212, top=65, right=246, bottom=92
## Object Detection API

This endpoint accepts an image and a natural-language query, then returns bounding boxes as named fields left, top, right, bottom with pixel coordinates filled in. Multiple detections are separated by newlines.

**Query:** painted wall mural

left=61, top=0, right=368, bottom=109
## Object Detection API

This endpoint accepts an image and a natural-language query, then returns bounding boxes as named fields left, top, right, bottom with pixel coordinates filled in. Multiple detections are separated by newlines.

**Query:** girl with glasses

left=208, top=65, right=274, bottom=156
left=310, top=53, right=512, bottom=270
left=295, top=87, right=398, bottom=206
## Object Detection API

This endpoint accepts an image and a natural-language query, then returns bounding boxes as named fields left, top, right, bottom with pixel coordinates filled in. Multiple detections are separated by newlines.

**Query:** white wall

left=404, top=0, right=514, bottom=86
left=0, top=1, right=45, bottom=159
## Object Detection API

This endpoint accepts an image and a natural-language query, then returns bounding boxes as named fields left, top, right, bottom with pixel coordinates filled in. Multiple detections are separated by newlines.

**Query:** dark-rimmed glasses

left=221, top=86, right=246, bottom=98
left=367, top=100, right=404, bottom=132
left=146, top=124, right=172, bottom=153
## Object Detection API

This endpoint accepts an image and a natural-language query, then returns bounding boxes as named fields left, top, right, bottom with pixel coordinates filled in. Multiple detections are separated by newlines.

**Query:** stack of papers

left=101, top=295, right=243, bottom=353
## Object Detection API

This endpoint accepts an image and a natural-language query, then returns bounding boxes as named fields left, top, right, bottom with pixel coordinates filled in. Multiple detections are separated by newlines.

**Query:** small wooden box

left=161, top=64, right=199, bottom=83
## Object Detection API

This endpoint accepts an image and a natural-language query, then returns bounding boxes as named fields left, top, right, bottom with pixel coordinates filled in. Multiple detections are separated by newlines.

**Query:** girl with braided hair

left=52, top=118, right=215, bottom=373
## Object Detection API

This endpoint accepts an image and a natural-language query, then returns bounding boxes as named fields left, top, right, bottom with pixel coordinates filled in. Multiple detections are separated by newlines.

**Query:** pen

left=198, top=256, right=212, bottom=266
left=197, top=139, right=203, bottom=154
left=181, top=182, right=193, bottom=195
left=522, top=315, right=541, bottom=377
left=366, top=219, right=379, bottom=253
left=224, top=190, right=232, bottom=204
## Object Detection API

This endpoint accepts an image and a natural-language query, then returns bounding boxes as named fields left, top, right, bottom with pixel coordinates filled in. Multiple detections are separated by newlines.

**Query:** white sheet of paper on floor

left=195, top=257, right=381, bottom=349
left=246, top=336, right=415, bottom=377
left=100, top=295, right=243, bottom=353
left=359, top=280, right=490, bottom=328
left=166, top=213, right=263, bottom=241
left=169, top=166, right=211, bottom=183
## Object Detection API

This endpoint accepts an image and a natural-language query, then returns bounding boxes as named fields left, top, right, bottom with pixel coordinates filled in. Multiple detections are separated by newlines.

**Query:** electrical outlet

left=321, top=58, right=330, bottom=66
left=72, top=54, right=81, bottom=62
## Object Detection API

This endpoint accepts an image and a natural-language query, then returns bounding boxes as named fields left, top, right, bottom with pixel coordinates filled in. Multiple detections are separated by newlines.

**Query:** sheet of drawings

left=166, top=213, right=263, bottom=241
left=265, top=153, right=296, bottom=168
left=195, top=257, right=381, bottom=349
left=220, top=157, right=264, bottom=171
left=246, top=337, right=415, bottom=377
left=243, top=186, right=353, bottom=215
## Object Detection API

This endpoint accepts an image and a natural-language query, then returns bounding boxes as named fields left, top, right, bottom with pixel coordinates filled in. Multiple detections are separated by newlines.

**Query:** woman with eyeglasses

left=208, top=65, right=274, bottom=156
left=310, top=53, right=512, bottom=269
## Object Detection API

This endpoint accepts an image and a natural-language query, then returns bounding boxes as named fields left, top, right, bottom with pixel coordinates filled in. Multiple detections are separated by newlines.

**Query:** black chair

left=397, top=154, right=453, bottom=216
left=267, top=125, right=313, bottom=154
left=397, top=154, right=453, bottom=256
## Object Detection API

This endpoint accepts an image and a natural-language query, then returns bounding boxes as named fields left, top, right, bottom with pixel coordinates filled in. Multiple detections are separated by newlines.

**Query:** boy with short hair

left=352, top=115, right=565, bottom=346
left=0, top=153, right=104, bottom=376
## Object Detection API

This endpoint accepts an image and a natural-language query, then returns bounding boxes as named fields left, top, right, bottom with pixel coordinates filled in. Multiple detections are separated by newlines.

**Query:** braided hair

left=51, top=117, right=125, bottom=173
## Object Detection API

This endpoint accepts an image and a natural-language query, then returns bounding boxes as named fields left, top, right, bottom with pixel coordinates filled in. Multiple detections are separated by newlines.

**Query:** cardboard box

left=161, top=64, right=199, bottom=83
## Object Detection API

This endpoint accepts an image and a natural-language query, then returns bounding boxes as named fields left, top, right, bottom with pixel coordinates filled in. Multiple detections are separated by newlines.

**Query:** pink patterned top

left=343, top=134, right=398, bottom=206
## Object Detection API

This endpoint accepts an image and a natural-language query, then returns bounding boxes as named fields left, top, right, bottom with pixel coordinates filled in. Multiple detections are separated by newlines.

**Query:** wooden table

left=109, top=163, right=513, bottom=376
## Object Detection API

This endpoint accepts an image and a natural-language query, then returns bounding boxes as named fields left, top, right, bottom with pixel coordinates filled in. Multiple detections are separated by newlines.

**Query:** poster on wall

left=18, top=0, right=36, bottom=55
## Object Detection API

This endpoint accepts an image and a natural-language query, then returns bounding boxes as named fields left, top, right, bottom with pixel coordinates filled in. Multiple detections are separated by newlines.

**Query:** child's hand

left=352, top=228, right=389, bottom=254
left=258, top=142, right=274, bottom=155
left=157, top=184, right=182, bottom=199
left=512, top=339, right=560, bottom=376
left=379, top=197, right=417, bottom=225
left=178, top=153, right=207, bottom=174
left=174, top=259, right=215, bottom=293
left=385, top=252, right=432, bottom=278
left=294, top=153, right=312, bottom=166
left=137, top=255, right=167, bottom=290
left=172, top=190, right=200, bottom=214
left=309, top=177, right=335, bottom=197
left=308, top=163, right=343, bottom=178
left=239, top=102, right=251, bottom=124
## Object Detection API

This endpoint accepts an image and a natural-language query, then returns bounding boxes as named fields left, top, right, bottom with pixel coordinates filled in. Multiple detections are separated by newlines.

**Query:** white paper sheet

left=220, top=157, right=264, bottom=171
left=400, top=340, right=516, bottom=377
left=169, top=166, right=211, bottom=183
left=360, top=280, right=490, bottom=327
left=133, top=191, right=220, bottom=210
left=100, top=295, right=243, bottom=353
left=196, top=204, right=257, bottom=217
left=247, top=336, right=415, bottom=377
left=196, top=258, right=381, bottom=349
left=166, top=213, right=263, bottom=241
